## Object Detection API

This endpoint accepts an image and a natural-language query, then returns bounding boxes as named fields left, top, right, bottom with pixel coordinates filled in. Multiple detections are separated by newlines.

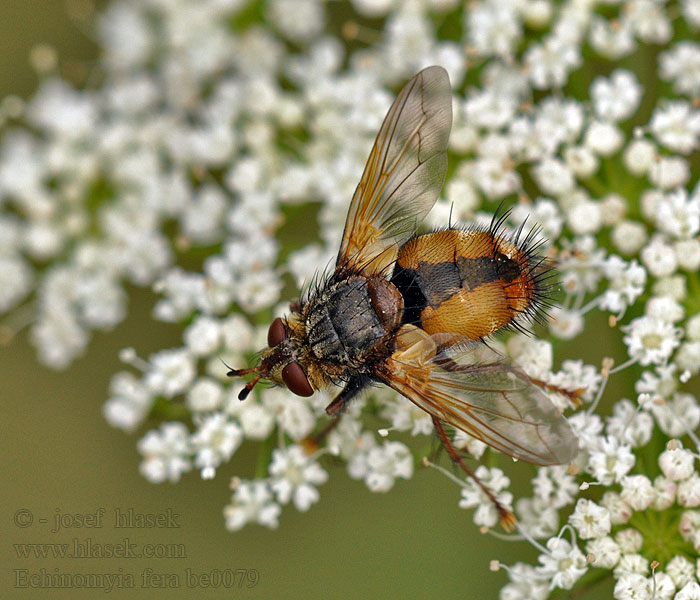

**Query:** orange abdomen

left=391, top=229, right=541, bottom=340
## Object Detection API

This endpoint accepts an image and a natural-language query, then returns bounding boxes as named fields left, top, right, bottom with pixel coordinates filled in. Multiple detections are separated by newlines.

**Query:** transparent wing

left=375, top=326, right=579, bottom=465
left=337, top=66, right=452, bottom=275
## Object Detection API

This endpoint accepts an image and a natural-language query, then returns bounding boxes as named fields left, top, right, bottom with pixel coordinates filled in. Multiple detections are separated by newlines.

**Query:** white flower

left=32, top=303, right=88, bottom=369
left=584, top=120, right=624, bottom=156
left=600, top=194, right=628, bottom=226
left=649, top=572, right=676, bottom=600
left=234, top=268, right=282, bottom=313
left=650, top=101, right=700, bottom=154
left=588, top=436, right=636, bottom=485
left=465, top=89, right=518, bottom=130
left=466, top=1, right=522, bottom=58
left=674, top=239, right=700, bottom=272
left=326, top=417, right=373, bottom=461
left=138, top=422, right=192, bottom=483
left=379, top=395, right=433, bottom=436
left=567, top=199, right=602, bottom=235
left=459, top=466, right=513, bottom=528
left=599, top=256, right=646, bottom=315
left=472, top=156, right=521, bottom=199
left=452, top=430, right=487, bottom=459
left=351, top=0, right=395, bottom=18
left=548, top=359, right=602, bottom=404
left=272, top=394, right=316, bottom=441
left=499, top=562, right=550, bottom=600
left=649, top=156, right=690, bottom=190
left=616, top=528, right=644, bottom=554
left=659, top=41, right=700, bottom=96
left=645, top=296, right=684, bottom=323
left=564, top=145, right=599, bottom=178
left=532, top=465, right=579, bottom=509
left=569, top=498, right=611, bottom=539
left=180, top=185, right=227, bottom=243
left=363, top=441, right=413, bottom=493
left=679, top=510, right=700, bottom=546
left=525, top=34, right=581, bottom=89
left=586, top=536, right=621, bottom=569
left=601, top=492, right=633, bottom=525
left=186, top=377, right=224, bottom=412
left=267, top=0, right=325, bottom=43
left=623, top=138, right=657, bottom=175
left=27, top=79, right=98, bottom=140
left=613, top=572, right=652, bottom=600
left=536, top=537, right=587, bottom=590
left=659, top=446, right=695, bottom=481
left=506, top=336, right=552, bottom=378
left=269, top=445, right=328, bottom=511
left=103, top=371, right=153, bottom=432
left=652, top=275, right=687, bottom=301
left=0, top=256, right=33, bottom=312
left=620, top=475, right=655, bottom=511
left=223, top=480, right=281, bottom=531
left=220, top=314, right=254, bottom=352
left=568, top=411, right=605, bottom=462
left=606, top=399, right=653, bottom=448
left=678, top=473, right=700, bottom=508
left=667, top=554, right=696, bottom=589
left=682, top=0, right=700, bottom=27
left=531, top=157, right=575, bottom=196
left=676, top=340, right=700, bottom=376
left=144, top=348, right=196, bottom=398
left=676, top=582, right=700, bottom=600
left=590, top=15, right=636, bottom=59
left=652, top=475, right=677, bottom=511
left=615, top=553, right=650, bottom=577
left=591, top=70, right=642, bottom=122
left=622, top=315, right=682, bottom=366
left=184, top=315, right=222, bottom=357
left=191, top=412, right=243, bottom=479
left=628, top=0, right=672, bottom=44
left=515, top=496, right=559, bottom=539
left=535, top=97, right=585, bottom=151
left=655, top=188, right=700, bottom=239
left=651, top=392, right=700, bottom=438
left=558, top=236, right=607, bottom=295
left=383, top=11, right=434, bottom=76
left=549, top=306, right=584, bottom=340
left=236, top=401, right=275, bottom=440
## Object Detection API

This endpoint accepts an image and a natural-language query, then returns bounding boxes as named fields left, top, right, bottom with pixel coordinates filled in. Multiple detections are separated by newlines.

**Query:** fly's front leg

left=300, top=376, right=367, bottom=454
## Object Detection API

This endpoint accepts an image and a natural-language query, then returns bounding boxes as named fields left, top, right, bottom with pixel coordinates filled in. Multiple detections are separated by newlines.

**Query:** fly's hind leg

left=431, top=416, right=517, bottom=532
left=300, top=376, right=367, bottom=454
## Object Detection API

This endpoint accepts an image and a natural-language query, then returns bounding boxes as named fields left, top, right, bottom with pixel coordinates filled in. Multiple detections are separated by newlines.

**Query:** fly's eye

left=282, top=361, right=314, bottom=397
left=267, top=317, right=286, bottom=347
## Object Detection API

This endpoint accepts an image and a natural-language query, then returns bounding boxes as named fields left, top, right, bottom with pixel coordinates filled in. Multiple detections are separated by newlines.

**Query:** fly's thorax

left=392, top=229, right=547, bottom=340
left=303, top=275, right=403, bottom=373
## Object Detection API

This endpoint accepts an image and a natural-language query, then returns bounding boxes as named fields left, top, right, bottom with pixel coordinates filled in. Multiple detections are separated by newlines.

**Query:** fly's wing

left=375, top=326, right=579, bottom=465
left=337, top=66, right=452, bottom=275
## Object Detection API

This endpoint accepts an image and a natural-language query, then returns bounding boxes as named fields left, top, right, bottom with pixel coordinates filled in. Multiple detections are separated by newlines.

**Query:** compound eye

left=282, top=361, right=314, bottom=397
left=267, top=317, right=286, bottom=347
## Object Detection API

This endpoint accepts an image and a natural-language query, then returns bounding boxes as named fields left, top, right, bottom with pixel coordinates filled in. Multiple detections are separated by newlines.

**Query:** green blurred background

left=0, top=2, right=617, bottom=598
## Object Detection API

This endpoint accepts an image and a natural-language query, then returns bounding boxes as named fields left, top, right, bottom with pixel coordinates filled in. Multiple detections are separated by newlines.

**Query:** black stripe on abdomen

left=392, top=254, right=519, bottom=324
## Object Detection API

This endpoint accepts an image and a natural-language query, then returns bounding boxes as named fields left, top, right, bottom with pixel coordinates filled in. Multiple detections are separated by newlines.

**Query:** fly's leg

left=432, top=416, right=517, bottom=532
left=300, top=377, right=367, bottom=454
left=529, top=378, right=583, bottom=407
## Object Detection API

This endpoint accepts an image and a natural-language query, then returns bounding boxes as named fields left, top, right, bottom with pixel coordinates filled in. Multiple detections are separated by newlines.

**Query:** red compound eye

left=282, top=361, right=314, bottom=397
left=267, top=317, right=286, bottom=347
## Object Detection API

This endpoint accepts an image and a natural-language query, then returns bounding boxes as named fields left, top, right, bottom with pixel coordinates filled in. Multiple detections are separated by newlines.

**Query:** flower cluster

left=2, top=0, right=700, bottom=598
